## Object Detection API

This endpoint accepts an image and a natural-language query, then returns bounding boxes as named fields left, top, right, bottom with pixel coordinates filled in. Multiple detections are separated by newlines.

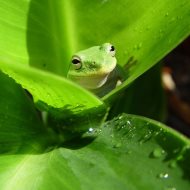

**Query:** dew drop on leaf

left=164, top=186, right=176, bottom=190
left=168, top=161, right=177, bottom=169
left=145, top=25, right=151, bottom=31
left=137, top=42, right=142, bottom=49
left=152, top=148, right=165, bottom=158
left=139, top=130, right=153, bottom=144
left=118, top=115, right=123, bottom=120
left=165, top=12, right=169, bottom=17
left=88, top=128, right=94, bottom=133
left=127, top=120, right=131, bottom=126
left=113, top=142, right=122, bottom=148
left=158, top=172, right=169, bottom=179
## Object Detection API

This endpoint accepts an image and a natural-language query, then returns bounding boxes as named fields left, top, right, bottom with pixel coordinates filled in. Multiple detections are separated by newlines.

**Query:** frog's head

left=67, top=43, right=117, bottom=89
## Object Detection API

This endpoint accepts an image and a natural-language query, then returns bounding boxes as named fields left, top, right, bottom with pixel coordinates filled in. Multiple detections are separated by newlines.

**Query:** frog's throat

left=68, top=72, right=111, bottom=89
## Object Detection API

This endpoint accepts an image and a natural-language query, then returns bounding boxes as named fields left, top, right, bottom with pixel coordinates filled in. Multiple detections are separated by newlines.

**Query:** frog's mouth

left=68, top=60, right=116, bottom=89
left=68, top=72, right=112, bottom=90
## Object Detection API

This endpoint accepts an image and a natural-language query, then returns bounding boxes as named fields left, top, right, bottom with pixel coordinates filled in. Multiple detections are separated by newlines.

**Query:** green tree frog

left=67, top=43, right=123, bottom=97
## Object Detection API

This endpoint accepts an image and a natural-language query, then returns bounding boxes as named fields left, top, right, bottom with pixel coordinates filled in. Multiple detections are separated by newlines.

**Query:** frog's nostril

left=88, top=61, right=101, bottom=69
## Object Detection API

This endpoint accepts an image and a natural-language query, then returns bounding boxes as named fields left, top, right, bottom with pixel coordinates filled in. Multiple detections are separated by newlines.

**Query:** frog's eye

left=71, top=56, right=82, bottom=70
left=109, top=45, right=115, bottom=56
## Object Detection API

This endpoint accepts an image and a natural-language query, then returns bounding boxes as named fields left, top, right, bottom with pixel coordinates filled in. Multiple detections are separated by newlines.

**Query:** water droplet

left=176, top=154, right=183, bottom=161
left=101, top=0, right=109, bottom=4
left=180, top=1, right=186, bottom=7
left=152, top=148, right=165, bottom=158
left=164, top=186, right=176, bottom=190
left=169, top=17, right=176, bottom=23
left=172, top=148, right=179, bottom=154
left=159, top=29, right=165, bottom=34
left=113, top=142, right=122, bottom=148
left=169, top=161, right=177, bottom=168
left=137, top=43, right=142, bottom=49
left=97, top=129, right=102, bottom=134
left=88, top=128, right=94, bottom=132
left=176, top=15, right=182, bottom=20
left=119, top=119, right=126, bottom=125
left=144, top=131, right=152, bottom=141
left=133, top=43, right=142, bottom=50
left=85, top=127, right=102, bottom=137
left=139, top=130, right=153, bottom=144
left=158, top=172, right=169, bottom=179
left=165, top=12, right=169, bottom=17
left=153, top=131, right=160, bottom=137
left=126, top=150, right=132, bottom=154
left=145, top=26, right=151, bottom=31
left=118, top=115, right=123, bottom=120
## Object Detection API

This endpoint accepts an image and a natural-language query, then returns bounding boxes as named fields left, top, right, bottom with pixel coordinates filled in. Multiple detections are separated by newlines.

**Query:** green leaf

left=0, top=1, right=30, bottom=65
left=1, top=0, right=190, bottom=83
left=0, top=72, right=47, bottom=154
left=0, top=45, right=108, bottom=135
left=0, top=114, right=190, bottom=190
left=1, top=0, right=189, bottom=106
left=0, top=61, right=104, bottom=112
left=0, top=0, right=190, bottom=189
left=98, top=0, right=190, bottom=101
left=0, top=61, right=107, bottom=134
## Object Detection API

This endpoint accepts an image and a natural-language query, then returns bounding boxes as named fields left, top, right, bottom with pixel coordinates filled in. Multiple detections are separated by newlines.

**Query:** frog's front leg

left=115, top=56, right=138, bottom=86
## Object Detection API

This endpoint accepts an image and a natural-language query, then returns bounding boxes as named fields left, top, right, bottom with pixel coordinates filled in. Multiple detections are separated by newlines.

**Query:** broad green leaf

left=0, top=61, right=104, bottom=113
left=0, top=61, right=107, bottom=134
left=27, top=0, right=190, bottom=102
left=0, top=1, right=30, bottom=65
left=0, top=0, right=190, bottom=189
left=0, top=72, right=48, bottom=154
left=0, top=114, right=189, bottom=190
left=1, top=0, right=190, bottom=83
left=99, top=0, right=190, bottom=101
left=0, top=0, right=189, bottom=108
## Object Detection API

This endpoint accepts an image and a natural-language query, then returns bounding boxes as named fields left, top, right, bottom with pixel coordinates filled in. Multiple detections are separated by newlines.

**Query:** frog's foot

left=116, top=79, right=122, bottom=87
left=123, top=56, right=137, bottom=72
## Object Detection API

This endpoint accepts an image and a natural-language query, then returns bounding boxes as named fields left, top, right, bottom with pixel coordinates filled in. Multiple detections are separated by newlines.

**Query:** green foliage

left=0, top=0, right=190, bottom=189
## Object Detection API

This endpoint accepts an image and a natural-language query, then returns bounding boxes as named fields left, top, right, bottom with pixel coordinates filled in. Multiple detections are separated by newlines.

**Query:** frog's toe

left=116, top=79, right=122, bottom=87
